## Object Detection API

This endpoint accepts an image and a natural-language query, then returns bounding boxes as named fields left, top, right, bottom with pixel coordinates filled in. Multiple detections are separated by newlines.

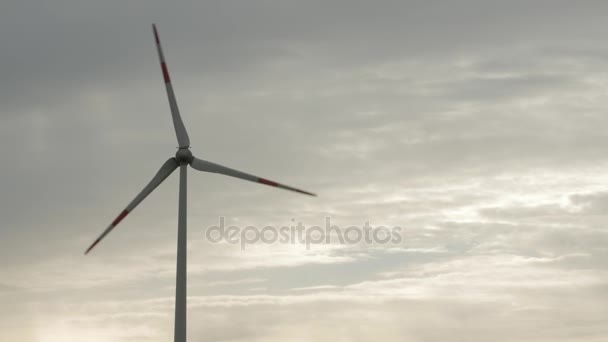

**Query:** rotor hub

left=175, top=148, right=193, bottom=164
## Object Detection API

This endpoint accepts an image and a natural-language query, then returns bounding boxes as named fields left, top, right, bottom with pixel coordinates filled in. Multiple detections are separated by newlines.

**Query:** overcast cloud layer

left=2, top=1, right=608, bottom=341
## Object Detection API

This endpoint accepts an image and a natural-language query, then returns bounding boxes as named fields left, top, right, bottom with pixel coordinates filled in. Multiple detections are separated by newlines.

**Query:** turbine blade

left=152, top=24, right=190, bottom=148
left=85, top=157, right=180, bottom=254
left=190, top=157, right=316, bottom=197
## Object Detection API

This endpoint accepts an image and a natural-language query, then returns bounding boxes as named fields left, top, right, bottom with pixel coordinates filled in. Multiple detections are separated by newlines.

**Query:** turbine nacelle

left=175, top=148, right=193, bottom=164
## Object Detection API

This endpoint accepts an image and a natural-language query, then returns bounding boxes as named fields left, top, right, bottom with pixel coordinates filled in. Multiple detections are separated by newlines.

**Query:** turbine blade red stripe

left=111, top=210, right=129, bottom=226
left=259, top=178, right=278, bottom=187
left=258, top=177, right=316, bottom=196
left=161, top=63, right=171, bottom=83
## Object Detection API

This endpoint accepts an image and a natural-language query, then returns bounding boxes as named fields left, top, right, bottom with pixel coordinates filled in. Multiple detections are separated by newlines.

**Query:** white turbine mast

left=85, top=24, right=316, bottom=342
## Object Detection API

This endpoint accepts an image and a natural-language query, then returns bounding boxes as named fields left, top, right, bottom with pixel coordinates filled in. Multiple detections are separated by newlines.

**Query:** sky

left=1, top=0, right=608, bottom=341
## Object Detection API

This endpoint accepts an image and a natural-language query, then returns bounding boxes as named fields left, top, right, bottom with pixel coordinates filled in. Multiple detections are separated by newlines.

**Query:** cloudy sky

left=2, top=0, right=608, bottom=341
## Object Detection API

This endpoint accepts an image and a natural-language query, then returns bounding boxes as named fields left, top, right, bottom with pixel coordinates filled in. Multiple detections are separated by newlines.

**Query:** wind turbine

left=84, top=24, right=316, bottom=342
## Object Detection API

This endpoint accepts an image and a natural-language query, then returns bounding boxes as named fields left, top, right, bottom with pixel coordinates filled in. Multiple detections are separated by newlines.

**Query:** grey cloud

left=3, top=1, right=608, bottom=341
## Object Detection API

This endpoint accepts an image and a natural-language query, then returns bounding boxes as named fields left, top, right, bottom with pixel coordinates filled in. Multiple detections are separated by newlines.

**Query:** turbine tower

left=85, top=24, right=315, bottom=342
